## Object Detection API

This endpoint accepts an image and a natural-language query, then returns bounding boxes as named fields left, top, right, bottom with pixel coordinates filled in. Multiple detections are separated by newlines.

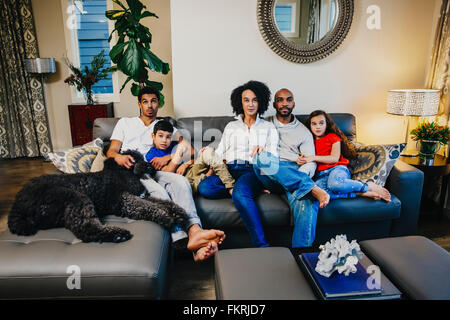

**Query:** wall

left=170, top=0, right=441, bottom=145
left=31, top=0, right=173, bottom=151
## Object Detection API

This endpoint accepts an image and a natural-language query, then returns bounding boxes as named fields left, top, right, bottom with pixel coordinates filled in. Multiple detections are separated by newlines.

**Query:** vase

left=83, top=89, right=94, bottom=105
left=416, top=140, right=441, bottom=165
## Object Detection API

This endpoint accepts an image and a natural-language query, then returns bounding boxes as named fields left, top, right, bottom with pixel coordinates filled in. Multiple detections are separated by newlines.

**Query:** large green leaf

left=145, top=80, right=163, bottom=91
left=109, top=41, right=128, bottom=62
left=140, top=11, right=158, bottom=20
left=140, top=47, right=168, bottom=73
left=126, top=0, right=143, bottom=18
left=131, top=82, right=141, bottom=96
left=105, top=10, right=125, bottom=20
left=119, top=39, right=142, bottom=78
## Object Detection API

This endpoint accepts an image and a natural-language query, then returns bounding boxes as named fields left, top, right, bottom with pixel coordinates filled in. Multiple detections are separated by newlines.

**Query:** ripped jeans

left=253, top=152, right=320, bottom=248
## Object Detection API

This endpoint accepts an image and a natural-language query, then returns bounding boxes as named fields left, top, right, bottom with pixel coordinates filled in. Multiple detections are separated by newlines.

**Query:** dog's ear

left=133, top=160, right=156, bottom=178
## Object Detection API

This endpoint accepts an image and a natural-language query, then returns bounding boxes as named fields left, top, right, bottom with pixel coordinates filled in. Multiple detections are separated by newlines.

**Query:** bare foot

left=357, top=190, right=382, bottom=201
left=187, top=226, right=225, bottom=251
left=193, top=241, right=218, bottom=262
left=311, top=186, right=330, bottom=208
left=367, top=182, right=391, bottom=202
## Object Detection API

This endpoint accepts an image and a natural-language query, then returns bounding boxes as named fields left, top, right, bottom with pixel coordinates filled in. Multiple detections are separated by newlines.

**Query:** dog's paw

left=111, top=229, right=133, bottom=243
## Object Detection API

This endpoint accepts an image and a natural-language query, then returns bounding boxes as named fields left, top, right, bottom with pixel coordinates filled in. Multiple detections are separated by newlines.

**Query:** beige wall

left=170, top=0, right=441, bottom=145
left=31, top=0, right=173, bottom=151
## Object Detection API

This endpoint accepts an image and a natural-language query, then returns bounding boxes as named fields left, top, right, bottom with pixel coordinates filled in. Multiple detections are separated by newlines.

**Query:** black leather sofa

left=92, top=113, right=424, bottom=247
left=0, top=113, right=424, bottom=299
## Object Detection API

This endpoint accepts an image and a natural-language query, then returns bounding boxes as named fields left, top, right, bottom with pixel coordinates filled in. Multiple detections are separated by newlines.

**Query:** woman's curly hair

left=305, top=110, right=357, bottom=159
left=230, top=80, right=271, bottom=116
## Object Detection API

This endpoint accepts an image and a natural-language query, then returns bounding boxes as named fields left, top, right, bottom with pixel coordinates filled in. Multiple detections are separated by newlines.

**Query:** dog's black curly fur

left=8, top=150, right=188, bottom=243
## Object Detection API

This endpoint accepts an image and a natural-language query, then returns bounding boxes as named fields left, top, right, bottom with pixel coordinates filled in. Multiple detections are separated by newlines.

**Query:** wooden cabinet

left=68, top=103, right=114, bottom=146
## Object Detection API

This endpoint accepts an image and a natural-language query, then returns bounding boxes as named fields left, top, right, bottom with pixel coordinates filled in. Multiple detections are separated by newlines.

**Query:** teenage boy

left=106, top=87, right=225, bottom=261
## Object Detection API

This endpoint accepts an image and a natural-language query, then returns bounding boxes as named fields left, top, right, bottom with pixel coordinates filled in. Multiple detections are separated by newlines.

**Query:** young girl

left=299, top=110, right=391, bottom=202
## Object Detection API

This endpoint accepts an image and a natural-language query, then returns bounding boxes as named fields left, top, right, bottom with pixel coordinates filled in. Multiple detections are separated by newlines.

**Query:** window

left=275, top=5, right=294, bottom=33
left=62, top=0, right=120, bottom=103
left=274, top=1, right=300, bottom=38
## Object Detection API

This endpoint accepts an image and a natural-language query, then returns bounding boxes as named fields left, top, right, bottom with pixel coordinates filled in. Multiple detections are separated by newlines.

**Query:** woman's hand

left=250, top=145, right=266, bottom=158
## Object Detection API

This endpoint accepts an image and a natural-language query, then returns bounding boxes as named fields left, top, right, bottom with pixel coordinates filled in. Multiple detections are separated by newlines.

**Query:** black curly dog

left=8, top=150, right=188, bottom=243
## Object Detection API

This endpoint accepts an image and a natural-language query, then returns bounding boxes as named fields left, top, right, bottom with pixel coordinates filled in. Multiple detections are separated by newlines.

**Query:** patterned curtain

left=0, top=0, right=53, bottom=159
left=426, top=0, right=450, bottom=137
left=424, top=0, right=450, bottom=210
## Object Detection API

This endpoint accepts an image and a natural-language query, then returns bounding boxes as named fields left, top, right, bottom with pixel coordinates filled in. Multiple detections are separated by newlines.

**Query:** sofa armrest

left=385, top=160, right=424, bottom=237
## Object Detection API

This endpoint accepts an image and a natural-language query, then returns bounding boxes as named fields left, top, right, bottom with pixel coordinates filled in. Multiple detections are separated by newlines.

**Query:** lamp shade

left=387, top=89, right=440, bottom=116
left=25, top=58, right=56, bottom=74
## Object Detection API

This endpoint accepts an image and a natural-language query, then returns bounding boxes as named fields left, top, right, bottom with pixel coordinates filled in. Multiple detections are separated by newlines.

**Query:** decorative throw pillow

left=349, top=143, right=406, bottom=186
left=90, top=151, right=107, bottom=173
left=44, top=138, right=103, bottom=173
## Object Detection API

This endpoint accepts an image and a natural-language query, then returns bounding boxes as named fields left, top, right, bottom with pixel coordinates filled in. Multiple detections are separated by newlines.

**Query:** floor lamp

left=24, top=58, right=56, bottom=151
left=387, top=89, right=440, bottom=157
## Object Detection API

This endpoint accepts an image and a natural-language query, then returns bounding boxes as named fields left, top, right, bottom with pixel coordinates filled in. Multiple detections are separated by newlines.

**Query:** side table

left=68, top=103, right=114, bottom=146
left=400, top=154, right=450, bottom=219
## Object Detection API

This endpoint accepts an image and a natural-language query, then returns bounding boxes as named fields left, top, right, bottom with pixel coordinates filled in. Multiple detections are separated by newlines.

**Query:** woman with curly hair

left=197, top=80, right=279, bottom=247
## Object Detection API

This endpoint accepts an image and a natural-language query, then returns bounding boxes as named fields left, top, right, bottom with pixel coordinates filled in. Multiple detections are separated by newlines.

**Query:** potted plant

left=105, top=0, right=170, bottom=107
left=410, top=121, right=450, bottom=162
left=64, top=49, right=112, bottom=105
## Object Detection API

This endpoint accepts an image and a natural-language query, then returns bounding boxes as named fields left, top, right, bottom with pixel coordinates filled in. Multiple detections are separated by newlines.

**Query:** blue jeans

left=252, top=152, right=320, bottom=248
left=314, top=165, right=369, bottom=200
left=197, top=161, right=268, bottom=248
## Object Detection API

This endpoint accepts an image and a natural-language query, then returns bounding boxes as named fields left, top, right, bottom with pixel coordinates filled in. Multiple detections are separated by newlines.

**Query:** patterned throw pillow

left=349, top=143, right=406, bottom=186
left=44, top=138, right=103, bottom=173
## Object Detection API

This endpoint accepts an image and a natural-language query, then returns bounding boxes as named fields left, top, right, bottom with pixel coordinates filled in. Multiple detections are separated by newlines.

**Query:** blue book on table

left=301, top=252, right=382, bottom=299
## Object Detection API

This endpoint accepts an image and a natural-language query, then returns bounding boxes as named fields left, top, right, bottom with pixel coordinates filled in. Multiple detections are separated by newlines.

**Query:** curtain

left=0, top=0, right=53, bottom=159
left=307, top=0, right=320, bottom=44
left=424, top=0, right=450, bottom=211
left=426, top=0, right=450, bottom=130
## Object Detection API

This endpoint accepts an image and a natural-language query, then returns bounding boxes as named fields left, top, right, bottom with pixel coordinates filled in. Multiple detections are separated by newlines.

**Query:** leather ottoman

left=0, top=216, right=170, bottom=299
left=214, top=247, right=316, bottom=300
left=360, top=236, right=450, bottom=300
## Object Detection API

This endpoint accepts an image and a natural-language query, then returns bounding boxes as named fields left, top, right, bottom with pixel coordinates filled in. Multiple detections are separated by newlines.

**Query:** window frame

left=61, top=0, right=120, bottom=104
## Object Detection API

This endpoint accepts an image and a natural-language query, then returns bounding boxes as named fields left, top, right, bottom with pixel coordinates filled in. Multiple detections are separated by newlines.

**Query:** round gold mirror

left=257, top=0, right=353, bottom=63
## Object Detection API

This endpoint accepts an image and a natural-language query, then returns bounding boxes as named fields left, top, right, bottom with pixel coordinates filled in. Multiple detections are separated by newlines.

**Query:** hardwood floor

left=0, top=157, right=449, bottom=300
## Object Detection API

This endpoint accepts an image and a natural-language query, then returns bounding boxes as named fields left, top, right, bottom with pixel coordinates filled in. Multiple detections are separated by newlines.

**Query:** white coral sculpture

left=315, top=234, right=363, bottom=278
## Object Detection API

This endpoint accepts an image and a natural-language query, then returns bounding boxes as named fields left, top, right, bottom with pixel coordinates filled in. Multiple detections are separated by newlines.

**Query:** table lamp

left=387, top=89, right=440, bottom=156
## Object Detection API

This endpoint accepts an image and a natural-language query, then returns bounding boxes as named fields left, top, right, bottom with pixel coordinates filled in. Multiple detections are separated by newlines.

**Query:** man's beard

left=276, top=107, right=293, bottom=118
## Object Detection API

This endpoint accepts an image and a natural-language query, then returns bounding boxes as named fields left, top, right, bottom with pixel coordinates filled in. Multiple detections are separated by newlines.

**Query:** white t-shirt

left=110, top=117, right=177, bottom=155
left=215, top=115, right=279, bottom=164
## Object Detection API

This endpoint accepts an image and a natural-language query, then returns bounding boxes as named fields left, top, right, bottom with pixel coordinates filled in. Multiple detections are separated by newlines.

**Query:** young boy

left=146, top=120, right=235, bottom=195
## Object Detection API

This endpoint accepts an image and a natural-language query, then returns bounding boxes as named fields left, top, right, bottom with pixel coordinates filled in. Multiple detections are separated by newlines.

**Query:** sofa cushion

left=318, top=194, right=401, bottom=225
left=195, top=193, right=291, bottom=229
left=177, top=116, right=235, bottom=148
left=0, top=216, right=170, bottom=299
